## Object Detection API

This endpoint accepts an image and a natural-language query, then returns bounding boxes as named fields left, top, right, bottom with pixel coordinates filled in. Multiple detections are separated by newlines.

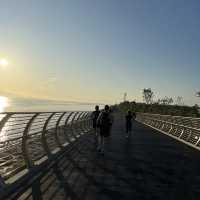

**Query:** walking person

left=125, top=110, right=136, bottom=138
left=92, top=105, right=100, bottom=137
left=97, top=105, right=112, bottom=155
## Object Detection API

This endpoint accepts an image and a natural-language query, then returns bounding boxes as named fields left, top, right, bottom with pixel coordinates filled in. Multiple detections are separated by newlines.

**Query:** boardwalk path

left=49, top=113, right=200, bottom=200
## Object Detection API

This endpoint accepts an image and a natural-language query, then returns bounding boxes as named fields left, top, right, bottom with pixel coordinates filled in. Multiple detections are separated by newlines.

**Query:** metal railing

left=136, top=112, right=200, bottom=150
left=0, top=111, right=92, bottom=186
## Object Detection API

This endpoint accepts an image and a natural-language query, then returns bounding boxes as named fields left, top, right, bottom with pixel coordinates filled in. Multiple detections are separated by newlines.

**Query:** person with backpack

left=97, top=105, right=112, bottom=154
left=92, top=105, right=100, bottom=137
left=125, top=110, right=136, bottom=138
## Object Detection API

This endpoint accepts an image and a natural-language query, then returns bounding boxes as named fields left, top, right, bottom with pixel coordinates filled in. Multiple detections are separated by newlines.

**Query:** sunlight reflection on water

left=0, top=96, right=9, bottom=112
left=0, top=96, right=10, bottom=143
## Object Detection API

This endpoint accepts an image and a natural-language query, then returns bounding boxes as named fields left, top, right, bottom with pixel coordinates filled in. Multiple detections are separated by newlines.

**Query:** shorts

left=100, top=127, right=110, bottom=137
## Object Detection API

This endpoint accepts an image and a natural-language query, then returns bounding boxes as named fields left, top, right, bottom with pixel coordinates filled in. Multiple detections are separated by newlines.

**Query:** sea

left=0, top=95, right=103, bottom=113
left=0, top=95, right=103, bottom=179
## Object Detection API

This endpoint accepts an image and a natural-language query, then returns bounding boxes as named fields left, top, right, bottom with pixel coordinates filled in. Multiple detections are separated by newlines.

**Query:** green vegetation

left=113, top=88, right=200, bottom=117
left=114, top=101, right=200, bottom=117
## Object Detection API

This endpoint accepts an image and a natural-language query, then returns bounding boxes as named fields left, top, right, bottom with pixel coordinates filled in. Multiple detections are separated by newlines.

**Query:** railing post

left=82, top=112, right=88, bottom=130
left=81, top=112, right=89, bottom=133
left=168, top=123, right=173, bottom=134
left=186, top=129, right=192, bottom=141
left=0, top=113, right=12, bottom=133
left=64, top=112, right=74, bottom=142
left=55, top=112, right=66, bottom=148
left=75, top=112, right=85, bottom=135
left=22, top=113, right=40, bottom=169
left=41, top=113, right=56, bottom=157
left=85, top=112, right=92, bottom=131
left=70, top=112, right=80, bottom=139
left=195, top=136, right=200, bottom=146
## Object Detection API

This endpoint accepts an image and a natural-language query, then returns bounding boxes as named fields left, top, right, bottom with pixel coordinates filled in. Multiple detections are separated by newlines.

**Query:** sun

left=0, top=58, right=9, bottom=68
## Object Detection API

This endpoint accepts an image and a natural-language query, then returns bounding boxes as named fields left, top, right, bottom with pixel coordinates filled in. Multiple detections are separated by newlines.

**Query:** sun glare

left=0, top=96, right=8, bottom=112
left=0, top=58, right=9, bottom=68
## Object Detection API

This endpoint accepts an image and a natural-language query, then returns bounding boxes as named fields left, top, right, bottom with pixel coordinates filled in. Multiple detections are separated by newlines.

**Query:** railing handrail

left=0, top=110, right=91, bottom=114
left=137, top=112, right=200, bottom=120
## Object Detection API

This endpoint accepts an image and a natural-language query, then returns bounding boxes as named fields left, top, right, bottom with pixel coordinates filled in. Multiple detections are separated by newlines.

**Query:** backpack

left=100, top=112, right=111, bottom=128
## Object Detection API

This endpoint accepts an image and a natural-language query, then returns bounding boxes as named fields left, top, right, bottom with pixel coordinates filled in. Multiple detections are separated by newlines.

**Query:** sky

left=0, top=0, right=200, bottom=105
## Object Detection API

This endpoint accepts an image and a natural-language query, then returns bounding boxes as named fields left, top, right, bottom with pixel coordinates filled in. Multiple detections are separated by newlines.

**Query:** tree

left=158, top=96, right=173, bottom=105
left=176, top=96, right=184, bottom=106
left=143, top=88, right=154, bottom=104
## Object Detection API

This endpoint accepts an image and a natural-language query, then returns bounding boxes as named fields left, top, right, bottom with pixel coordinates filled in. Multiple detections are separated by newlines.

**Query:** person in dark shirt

left=96, top=105, right=112, bottom=154
left=92, top=105, right=100, bottom=137
left=125, top=110, right=136, bottom=138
